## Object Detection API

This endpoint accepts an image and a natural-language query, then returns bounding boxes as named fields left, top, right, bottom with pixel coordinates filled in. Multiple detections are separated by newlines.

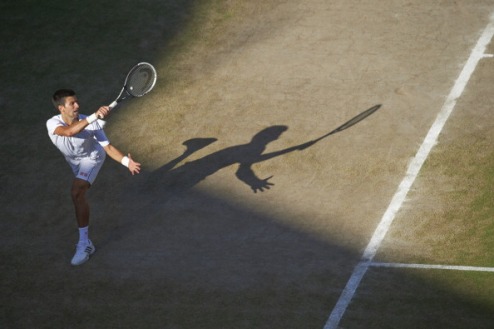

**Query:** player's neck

left=61, top=114, right=79, bottom=126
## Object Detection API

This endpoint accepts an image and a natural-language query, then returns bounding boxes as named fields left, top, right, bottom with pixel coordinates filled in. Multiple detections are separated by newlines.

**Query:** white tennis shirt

left=47, top=114, right=110, bottom=160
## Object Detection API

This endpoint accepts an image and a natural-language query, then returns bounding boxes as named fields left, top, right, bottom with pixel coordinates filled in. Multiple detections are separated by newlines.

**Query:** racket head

left=124, top=62, right=157, bottom=97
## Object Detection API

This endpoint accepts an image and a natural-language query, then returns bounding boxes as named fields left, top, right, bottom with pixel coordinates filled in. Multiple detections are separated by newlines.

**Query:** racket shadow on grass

left=296, top=104, right=382, bottom=150
left=149, top=104, right=381, bottom=195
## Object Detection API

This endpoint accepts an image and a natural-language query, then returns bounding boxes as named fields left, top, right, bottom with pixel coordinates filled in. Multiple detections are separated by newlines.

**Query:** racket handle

left=109, top=101, right=118, bottom=110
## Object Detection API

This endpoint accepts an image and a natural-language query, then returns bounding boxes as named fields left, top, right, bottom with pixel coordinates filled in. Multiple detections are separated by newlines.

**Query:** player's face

left=59, top=96, right=80, bottom=120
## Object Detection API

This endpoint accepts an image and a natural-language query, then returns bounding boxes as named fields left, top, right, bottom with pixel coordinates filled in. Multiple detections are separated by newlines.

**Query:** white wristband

left=121, top=156, right=130, bottom=167
left=86, top=113, right=98, bottom=124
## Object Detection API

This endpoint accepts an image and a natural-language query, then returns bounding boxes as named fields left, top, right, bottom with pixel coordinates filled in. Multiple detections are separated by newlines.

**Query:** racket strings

left=126, top=65, right=156, bottom=97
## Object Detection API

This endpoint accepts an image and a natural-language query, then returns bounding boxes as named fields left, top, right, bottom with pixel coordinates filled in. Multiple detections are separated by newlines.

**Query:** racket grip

left=109, top=101, right=118, bottom=110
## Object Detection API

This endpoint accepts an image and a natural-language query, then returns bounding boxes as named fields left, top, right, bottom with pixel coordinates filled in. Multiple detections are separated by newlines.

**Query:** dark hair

left=52, top=89, right=76, bottom=109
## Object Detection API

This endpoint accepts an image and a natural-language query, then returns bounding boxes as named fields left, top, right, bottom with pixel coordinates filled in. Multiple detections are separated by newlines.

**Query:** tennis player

left=47, top=89, right=141, bottom=266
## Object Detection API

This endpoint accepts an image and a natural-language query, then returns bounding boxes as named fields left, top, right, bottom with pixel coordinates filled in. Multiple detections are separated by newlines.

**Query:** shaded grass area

left=341, top=268, right=494, bottom=329
left=2, top=250, right=339, bottom=329
left=1, top=186, right=354, bottom=329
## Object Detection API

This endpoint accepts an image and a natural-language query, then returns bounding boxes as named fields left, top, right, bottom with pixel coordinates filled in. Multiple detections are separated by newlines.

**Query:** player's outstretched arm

left=103, top=144, right=141, bottom=175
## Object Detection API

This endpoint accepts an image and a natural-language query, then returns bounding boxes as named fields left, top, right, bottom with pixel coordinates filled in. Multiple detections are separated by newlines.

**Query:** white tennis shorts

left=66, top=153, right=106, bottom=185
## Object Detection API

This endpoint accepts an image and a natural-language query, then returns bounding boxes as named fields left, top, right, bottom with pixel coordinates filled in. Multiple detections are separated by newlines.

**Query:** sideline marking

left=371, top=262, right=494, bottom=273
left=324, top=12, right=494, bottom=329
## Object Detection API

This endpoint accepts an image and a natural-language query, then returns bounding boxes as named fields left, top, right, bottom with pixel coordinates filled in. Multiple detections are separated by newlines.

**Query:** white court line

left=323, top=12, right=494, bottom=329
left=370, top=262, right=494, bottom=273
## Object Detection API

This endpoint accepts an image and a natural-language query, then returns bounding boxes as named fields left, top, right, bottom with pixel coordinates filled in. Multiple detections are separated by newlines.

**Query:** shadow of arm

left=256, top=140, right=317, bottom=163
left=235, top=163, right=274, bottom=193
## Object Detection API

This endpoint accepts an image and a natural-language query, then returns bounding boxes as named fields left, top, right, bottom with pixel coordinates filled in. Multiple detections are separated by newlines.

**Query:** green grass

left=341, top=268, right=494, bottom=329
left=470, top=152, right=494, bottom=254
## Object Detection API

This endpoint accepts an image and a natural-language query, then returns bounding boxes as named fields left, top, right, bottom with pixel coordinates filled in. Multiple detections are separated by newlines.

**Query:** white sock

left=78, top=226, right=89, bottom=246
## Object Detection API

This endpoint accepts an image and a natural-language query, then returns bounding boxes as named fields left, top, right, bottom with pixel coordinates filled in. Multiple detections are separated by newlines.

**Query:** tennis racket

left=108, top=62, right=157, bottom=110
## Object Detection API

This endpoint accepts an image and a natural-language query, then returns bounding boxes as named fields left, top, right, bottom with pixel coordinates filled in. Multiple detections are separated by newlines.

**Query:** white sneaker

left=71, top=240, right=96, bottom=266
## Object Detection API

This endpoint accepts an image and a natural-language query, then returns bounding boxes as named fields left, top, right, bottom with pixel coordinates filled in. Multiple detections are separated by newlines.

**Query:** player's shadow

left=148, top=104, right=382, bottom=197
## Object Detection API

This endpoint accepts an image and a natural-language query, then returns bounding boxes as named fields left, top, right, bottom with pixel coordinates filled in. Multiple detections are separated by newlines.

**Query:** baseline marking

left=324, top=12, right=494, bottom=329
left=370, top=262, right=494, bottom=273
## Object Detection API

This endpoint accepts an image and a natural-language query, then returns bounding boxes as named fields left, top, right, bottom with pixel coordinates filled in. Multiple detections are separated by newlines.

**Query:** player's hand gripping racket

left=108, top=62, right=157, bottom=110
